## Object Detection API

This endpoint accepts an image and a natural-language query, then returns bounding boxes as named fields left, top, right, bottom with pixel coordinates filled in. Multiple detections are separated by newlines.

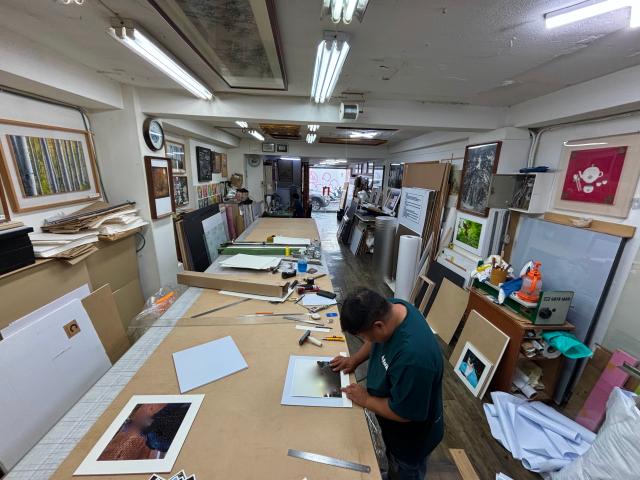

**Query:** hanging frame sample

left=0, top=120, right=101, bottom=213
left=458, top=141, right=502, bottom=217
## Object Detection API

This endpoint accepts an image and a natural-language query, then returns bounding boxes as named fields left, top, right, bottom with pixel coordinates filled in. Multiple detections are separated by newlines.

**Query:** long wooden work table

left=30, top=218, right=380, bottom=479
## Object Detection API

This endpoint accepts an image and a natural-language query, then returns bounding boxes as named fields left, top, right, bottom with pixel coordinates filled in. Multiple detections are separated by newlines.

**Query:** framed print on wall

left=458, top=141, right=502, bottom=217
left=196, top=146, right=213, bottom=182
left=213, top=152, right=222, bottom=174
left=0, top=120, right=101, bottom=213
left=221, top=153, right=228, bottom=178
left=552, top=133, right=640, bottom=218
left=144, top=156, right=176, bottom=219
left=173, top=175, right=190, bottom=207
left=166, top=140, right=186, bottom=174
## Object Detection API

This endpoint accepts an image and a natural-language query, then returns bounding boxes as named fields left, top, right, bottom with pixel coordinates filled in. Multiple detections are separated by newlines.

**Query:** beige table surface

left=51, top=218, right=380, bottom=480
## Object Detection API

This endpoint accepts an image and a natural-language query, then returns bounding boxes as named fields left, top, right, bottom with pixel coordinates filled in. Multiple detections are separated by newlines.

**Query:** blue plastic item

left=541, top=331, right=593, bottom=359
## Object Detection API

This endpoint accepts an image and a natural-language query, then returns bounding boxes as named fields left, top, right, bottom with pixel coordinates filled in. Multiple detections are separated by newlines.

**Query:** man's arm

left=341, top=384, right=410, bottom=422
left=351, top=340, right=372, bottom=366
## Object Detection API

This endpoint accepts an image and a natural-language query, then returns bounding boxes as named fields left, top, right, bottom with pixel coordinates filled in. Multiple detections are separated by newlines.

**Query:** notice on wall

left=398, top=187, right=431, bottom=233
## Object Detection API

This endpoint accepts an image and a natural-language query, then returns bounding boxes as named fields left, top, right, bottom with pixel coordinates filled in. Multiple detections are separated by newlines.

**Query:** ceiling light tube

left=308, top=124, right=320, bottom=132
left=306, top=133, right=317, bottom=144
left=281, top=156, right=301, bottom=161
left=323, top=0, right=369, bottom=24
left=108, top=26, right=213, bottom=100
left=545, top=0, right=639, bottom=29
left=311, top=32, right=350, bottom=104
left=235, top=120, right=248, bottom=129
left=248, top=130, right=265, bottom=141
left=343, top=0, right=359, bottom=23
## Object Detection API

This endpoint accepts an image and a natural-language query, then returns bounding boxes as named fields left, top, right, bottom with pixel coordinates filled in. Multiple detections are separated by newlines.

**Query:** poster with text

left=398, top=187, right=431, bottom=234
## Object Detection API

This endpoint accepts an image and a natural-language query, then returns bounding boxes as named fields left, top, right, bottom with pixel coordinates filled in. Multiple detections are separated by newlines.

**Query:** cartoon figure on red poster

left=561, top=146, right=627, bottom=204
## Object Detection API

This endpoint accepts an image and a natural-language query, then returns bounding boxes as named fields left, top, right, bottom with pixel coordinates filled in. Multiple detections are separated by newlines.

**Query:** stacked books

left=29, top=231, right=99, bottom=260
left=0, top=226, right=35, bottom=275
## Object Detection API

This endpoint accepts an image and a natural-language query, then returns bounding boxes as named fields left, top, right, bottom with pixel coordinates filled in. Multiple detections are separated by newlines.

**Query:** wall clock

left=143, top=118, right=165, bottom=151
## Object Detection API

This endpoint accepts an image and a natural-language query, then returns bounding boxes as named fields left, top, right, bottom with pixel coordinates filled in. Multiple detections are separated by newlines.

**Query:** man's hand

left=329, top=355, right=356, bottom=373
left=341, top=383, right=369, bottom=407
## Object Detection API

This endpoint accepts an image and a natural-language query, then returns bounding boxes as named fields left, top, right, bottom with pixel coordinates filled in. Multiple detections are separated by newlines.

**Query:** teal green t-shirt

left=366, top=299, right=444, bottom=462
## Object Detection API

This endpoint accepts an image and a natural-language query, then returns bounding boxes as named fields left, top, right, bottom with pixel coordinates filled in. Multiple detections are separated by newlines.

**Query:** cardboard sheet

left=81, top=284, right=131, bottom=363
left=272, top=236, right=311, bottom=245
left=426, top=278, right=469, bottom=344
left=221, top=254, right=281, bottom=270
left=450, top=310, right=509, bottom=398
left=177, top=271, right=289, bottom=298
left=0, top=298, right=110, bottom=470
left=172, top=336, right=248, bottom=393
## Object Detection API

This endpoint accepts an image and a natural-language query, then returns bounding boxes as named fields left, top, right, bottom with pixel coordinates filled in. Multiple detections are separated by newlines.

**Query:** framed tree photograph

left=166, top=140, right=186, bottom=174
left=196, top=146, right=212, bottom=182
left=144, top=156, right=175, bottom=219
left=552, top=133, right=640, bottom=218
left=458, top=141, right=502, bottom=217
left=388, top=163, right=403, bottom=189
left=173, top=175, right=190, bottom=208
left=0, top=120, right=101, bottom=213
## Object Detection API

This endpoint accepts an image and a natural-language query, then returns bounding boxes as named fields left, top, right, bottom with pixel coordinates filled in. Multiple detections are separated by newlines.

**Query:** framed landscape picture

left=144, top=156, right=175, bottom=219
left=0, top=120, right=101, bottom=212
left=453, top=211, right=489, bottom=257
left=166, top=140, right=186, bottom=174
left=552, top=133, right=640, bottom=218
left=458, top=142, right=502, bottom=217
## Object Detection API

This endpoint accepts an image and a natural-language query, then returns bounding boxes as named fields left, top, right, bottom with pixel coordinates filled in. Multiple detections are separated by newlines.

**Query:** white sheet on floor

left=484, top=391, right=595, bottom=474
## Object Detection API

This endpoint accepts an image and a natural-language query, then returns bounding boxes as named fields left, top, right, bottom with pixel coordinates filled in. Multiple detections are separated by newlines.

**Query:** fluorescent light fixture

left=248, top=130, right=265, bottom=141
left=390, top=163, right=401, bottom=166
left=308, top=124, right=320, bottom=132
left=322, top=0, right=369, bottom=24
left=349, top=131, right=378, bottom=139
left=545, top=0, right=639, bottom=29
left=236, top=120, right=248, bottom=129
left=107, top=26, right=213, bottom=100
left=311, top=32, right=350, bottom=104
left=306, top=133, right=317, bottom=144
left=280, top=156, right=301, bottom=161
left=466, top=143, right=497, bottom=150
left=563, top=141, right=609, bottom=147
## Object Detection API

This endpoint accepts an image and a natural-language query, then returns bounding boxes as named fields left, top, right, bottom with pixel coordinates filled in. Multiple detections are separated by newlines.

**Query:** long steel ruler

left=287, top=449, right=371, bottom=473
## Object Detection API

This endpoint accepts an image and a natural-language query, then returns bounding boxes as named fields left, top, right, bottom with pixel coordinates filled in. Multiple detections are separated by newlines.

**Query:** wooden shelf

left=543, top=212, right=636, bottom=238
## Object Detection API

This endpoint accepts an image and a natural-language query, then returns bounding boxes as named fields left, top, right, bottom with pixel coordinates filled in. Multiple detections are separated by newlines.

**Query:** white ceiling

left=1, top=0, right=640, bottom=108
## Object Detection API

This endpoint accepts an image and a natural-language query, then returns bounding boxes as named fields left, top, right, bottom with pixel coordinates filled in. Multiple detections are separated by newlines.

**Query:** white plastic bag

left=550, top=387, right=640, bottom=480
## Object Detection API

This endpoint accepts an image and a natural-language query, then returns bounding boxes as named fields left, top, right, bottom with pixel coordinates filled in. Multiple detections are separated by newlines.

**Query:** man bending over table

left=331, top=288, right=444, bottom=480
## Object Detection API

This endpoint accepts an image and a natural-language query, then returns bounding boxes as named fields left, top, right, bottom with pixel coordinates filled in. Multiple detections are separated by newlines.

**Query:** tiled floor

left=313, top=212, right=538, bottom=480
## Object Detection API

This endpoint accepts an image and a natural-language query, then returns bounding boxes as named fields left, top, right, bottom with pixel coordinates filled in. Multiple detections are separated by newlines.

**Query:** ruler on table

left=287, top=449, right=371, bottom=473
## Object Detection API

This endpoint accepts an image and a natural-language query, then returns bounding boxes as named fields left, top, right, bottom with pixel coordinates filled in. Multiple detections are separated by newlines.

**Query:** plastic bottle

left=297, top=253, right=308, bottom=273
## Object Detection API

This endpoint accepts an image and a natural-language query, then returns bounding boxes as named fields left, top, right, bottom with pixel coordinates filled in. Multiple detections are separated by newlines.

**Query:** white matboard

left=0, top=298, right=111, bottom=470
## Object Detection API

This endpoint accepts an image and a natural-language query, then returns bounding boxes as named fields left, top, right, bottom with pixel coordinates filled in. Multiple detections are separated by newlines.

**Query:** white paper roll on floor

left=395, top=235, right=422, bottom=301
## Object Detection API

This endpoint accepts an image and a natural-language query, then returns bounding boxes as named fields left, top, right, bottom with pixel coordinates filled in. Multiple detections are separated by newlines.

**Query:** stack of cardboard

left=41, top=201, right=141, bottom=234
left=0, top=220, right=25, bottom=232
left=0, top=226, right=35, bottom=275
left=30, top=231, right=99, bottom=261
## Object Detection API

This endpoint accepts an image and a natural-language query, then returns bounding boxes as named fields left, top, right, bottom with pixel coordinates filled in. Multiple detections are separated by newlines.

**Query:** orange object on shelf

left=517, top=261, right=542, bottom=303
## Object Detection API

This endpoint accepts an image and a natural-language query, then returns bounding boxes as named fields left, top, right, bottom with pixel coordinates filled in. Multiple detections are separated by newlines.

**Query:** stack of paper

left=272, top=236, right=311, bottom=246
left=0, top=220, right=25, bottom=232
left=30, top=231, right=99, bottom=259
left=220, top=253, right=281, bottom=270
left=41, top=201, right=137, bottom=233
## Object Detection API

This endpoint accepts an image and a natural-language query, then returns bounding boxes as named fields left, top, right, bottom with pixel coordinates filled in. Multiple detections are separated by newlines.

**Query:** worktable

left=8, top=218, right=380, bottom=480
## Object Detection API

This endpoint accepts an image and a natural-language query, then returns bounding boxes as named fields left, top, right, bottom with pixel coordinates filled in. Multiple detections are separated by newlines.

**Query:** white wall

left=0, top=91, right=100, bottom=229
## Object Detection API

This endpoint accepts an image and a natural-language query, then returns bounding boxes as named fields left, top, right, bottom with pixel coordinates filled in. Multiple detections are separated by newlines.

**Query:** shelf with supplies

left=489, top=172, right=555, bottom=214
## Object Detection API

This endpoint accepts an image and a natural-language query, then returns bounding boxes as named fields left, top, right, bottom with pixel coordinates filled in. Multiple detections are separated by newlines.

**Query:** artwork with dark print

left=316, top=361, right=342, bottom=398
left=388, top=164, right=403, bottom=189
left=196, top=146, right=212, bottom=182
left=8, top=135, right=90, bottom=197
left=149, top=0, right=286, bottom=89
left=459, top=143, right=501, bottom=216
left=213, top=152, right=222, bottom=174
left=151, top=167, right=170, bottom=199
left=97, top=403, right=190, bottom=461
left=173, top=176, right=189, bottom=206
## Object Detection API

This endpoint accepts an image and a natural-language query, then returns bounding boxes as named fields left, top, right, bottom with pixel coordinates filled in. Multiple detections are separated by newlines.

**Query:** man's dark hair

left=340, top=287, right=391, bottom=335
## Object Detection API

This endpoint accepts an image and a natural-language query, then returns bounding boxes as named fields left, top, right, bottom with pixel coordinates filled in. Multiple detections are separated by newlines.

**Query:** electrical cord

left=135, top=231, right=146, bottom=253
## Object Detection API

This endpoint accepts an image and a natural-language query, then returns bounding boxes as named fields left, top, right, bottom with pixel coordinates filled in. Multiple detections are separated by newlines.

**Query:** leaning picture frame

left=452, top=211, right=489, bottom=258
left=458, top=142, right=502, bottom=217
left=0, top=176, right=10, bottom=222
left=0, top=119, right=101, bottom=213
left=144, top=156, right=176, bottom=219
left=552, top=133, right=640, bottom=218
left=453, top=342, right=494, bottom=397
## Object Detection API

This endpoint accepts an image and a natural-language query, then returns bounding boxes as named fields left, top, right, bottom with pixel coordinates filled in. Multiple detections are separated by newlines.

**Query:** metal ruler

left=287, top=449, right=371, bottom=473
left=190, top=298, right=251, bottom=318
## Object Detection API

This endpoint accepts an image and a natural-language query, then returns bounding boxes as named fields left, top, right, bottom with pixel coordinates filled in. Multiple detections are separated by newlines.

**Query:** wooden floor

left=315, top=212, right=539, bottom=480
